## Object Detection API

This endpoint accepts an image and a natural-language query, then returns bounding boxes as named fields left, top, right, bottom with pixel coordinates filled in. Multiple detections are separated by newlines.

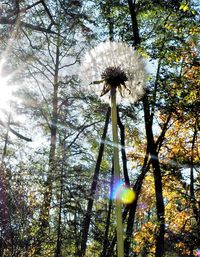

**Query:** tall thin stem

left=111, top=87, right=124, bottom=257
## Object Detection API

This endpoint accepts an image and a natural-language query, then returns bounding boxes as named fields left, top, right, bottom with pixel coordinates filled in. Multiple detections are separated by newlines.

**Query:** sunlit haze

left=0, top=75, right=13, bottom=111
left=0, top=58, right=20, bottom=114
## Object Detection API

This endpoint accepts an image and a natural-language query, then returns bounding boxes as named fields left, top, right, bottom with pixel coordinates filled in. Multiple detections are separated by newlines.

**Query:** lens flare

left=111, top=180, right=136, bottom=204
left=120, top=187, right=136, bottom=204
left=197, top=249, right=200, bottom=257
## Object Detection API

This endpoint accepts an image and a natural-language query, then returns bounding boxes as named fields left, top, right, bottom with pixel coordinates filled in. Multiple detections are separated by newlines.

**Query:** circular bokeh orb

left=120, top=187, right=136, bottom=204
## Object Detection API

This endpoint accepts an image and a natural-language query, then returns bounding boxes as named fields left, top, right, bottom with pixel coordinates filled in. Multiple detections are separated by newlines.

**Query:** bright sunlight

left=0, top=58, right=19, bottom=113
left=0, top=75, right=13, bottom=111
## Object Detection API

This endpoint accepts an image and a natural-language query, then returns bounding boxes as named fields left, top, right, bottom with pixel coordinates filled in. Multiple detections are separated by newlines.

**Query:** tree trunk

left=123, top=110, right=171, bottom=256
left=0, top=115, right=13, bottom=256
left=101, top=165, right=114, bottom=257
left=36, top=42, right=60, bottom=255
left=124, top=152, right=150, bottom=257
left=127, top=0, right=141, bottom=46
left=143, top=94, right=165, bottom=257
left=127, top=1, right=166, bottom=254
left=190, top=119, right=198, bottom=221
left=117, top=109, right=130, bottom=186
left=190, top=119, right=199, bottom=248
left=55, top=143, right=65, bottom=257
left=79, top=107, right=110, bottom=257
left=0, top=166, right=12, bottom=256
left=108, top=0, right=114, bottom=41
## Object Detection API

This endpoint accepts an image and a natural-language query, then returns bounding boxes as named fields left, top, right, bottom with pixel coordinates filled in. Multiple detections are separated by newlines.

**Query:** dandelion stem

left=111, top=87, right=124, bottom=257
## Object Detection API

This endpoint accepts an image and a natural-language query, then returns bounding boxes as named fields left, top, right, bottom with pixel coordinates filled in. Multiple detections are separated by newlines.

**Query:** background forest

left=0, top=0, right=199, bottom=257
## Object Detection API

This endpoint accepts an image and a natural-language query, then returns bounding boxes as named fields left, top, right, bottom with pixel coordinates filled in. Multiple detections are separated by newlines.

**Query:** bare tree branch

left=0, top=119, right=32, bottom=142
left=0, top=1, right=57, bottom=34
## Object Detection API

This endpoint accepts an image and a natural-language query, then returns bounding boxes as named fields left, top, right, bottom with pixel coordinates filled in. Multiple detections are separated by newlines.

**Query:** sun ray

left=0, top=20, right=26, bottom=114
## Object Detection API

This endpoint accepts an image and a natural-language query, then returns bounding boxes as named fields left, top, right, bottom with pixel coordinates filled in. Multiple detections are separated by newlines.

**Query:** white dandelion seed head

left=80, top=41, right=147, bottom=104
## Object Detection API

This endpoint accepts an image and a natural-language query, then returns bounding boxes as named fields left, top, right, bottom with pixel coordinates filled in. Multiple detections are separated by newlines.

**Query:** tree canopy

left=0, top=1, right=199, bottom=257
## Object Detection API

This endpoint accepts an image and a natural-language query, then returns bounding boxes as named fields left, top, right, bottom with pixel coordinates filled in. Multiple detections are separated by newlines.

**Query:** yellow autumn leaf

left=179, top=2, right=189, bottom=12
left=183, top=5, right=189, bottom=12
